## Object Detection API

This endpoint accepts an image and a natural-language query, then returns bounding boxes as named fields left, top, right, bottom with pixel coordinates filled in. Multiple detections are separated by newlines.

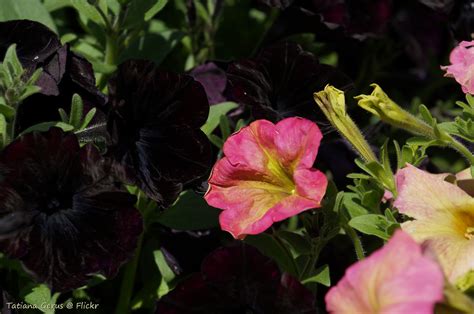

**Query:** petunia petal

left=326, top=230, right=444, bottom=314
left=394, top=164, right=473, bottom=220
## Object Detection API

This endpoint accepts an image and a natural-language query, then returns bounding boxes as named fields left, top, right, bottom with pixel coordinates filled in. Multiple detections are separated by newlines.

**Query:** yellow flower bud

left=314, top=85, right=377, bottom=163
left=355, top=84, right=435, bottom=137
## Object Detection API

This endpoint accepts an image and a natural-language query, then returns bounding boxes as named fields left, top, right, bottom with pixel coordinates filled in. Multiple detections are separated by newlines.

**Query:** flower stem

left=97, top=32, right=119, bottom=90
left=343, top=224, right=365, bottom=260
left=115, top=232, right=143, bottom=314
left=115, top=191, right=146, bottom=314
left=448, top=137, right=474, bottom=165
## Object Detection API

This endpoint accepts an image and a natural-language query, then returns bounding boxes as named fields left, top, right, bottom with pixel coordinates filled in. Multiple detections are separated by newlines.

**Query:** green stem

left=115, top=232, right=143, bottom=314
left=300, top=241, right=323, bottom=279
left=115, top=191, right=145, bottom=314
left=449, top=137, right=474, bottom=165
left=287, top=216, right=298, bottom=231
left=343, top=224, right=365, bottom=260
left=97, top=32, right=119, bottom=89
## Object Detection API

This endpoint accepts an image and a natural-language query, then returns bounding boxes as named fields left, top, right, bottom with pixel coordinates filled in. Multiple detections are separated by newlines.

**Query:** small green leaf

left=153, top=250, right=175, bottom=283
left=0, top=103, right=15, bottom=120
left=348, top=214, right=390, bottom=240
left=58, top=108, right=69, bottom=123
left=4, top=44, right=23, bottom=77
left=418, top=104, right=434, bottom=125
left=71, top=0, right=107, bottom=27
left=79, top=108, right=97, bottom=130
left=153, top=249, right=175, bottom=297
left=0, top=113, right=7, bottom=148
left=123, top=0, right=168, bottom=28
left=219, top=115, right=231, bottom=140
left=209, top=134, right=224, bottom=148
left=301, top=264, right=330, bottom=287
left=19, top=85, right=42, bottom=101
left=60, top=33, right=78, bottom=44
left=26, top=68, right=43, bottom=86
left=201, top=102, right=239, bottom=135
left=343, top=193, right=370, bottom=218
left=69, top=94, right=84, bottom=129
left=24, top=284, right=60, bottom=314
left=194, top=0, right=211, bottom=25
left=157, top=190, right=220, bottom=230
left=144, top=0, right=168, bottom=21
left=20, top=121, right=74, bottom=136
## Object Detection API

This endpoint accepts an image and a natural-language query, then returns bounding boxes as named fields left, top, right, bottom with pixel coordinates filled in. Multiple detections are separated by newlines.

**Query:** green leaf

left=219, top=115, right=231, bottom=140
left=201, top=102, right=239, bottom=135
left=0, top=114, right=7, bottom=148
left=301, top=264, right=330, bottom=287
left=0, top=103, right=15, bottom=120
left=69, top=94, right=84, bottom=129
left=70, top=0, right=107, bottom=27
left=4, top=44, right=23, bottom=78
left=0, top=0, right=57, bottom=33
left=153, top=250, right=175, bottom=283
left=157, top=190, right=220, bottom=230
left=43, top=0, right=71, bottom=12
left=119, top=20, right=185, bottom=66
left=60, top=33, right=78, bottom=44
left=348, top=214, right=390, bottom=240
left=153, top=249, right=175, bottom=298
left=79, top=108, right=97, bottom=130
left=209, top=134, right=224, bottom=148
left=245, top=233, right=298, bottom=276
left=58, top=108, right=69, bottom=123
left=123, top=0, right=168, bottom=28
left=418, top=104, right=434, bottom=125
left=194, top=0, right=211, bottom=25
left=20, top=121, right=74, bottom=136
left=277, top=231, right=311, bottom=256
left=145, top=0, right=168, bottom=21
left=19, top=85, right=42, bottom=101
left=24, top=284, right=60, bottom=314
left=343, top=192, right=370, bottom=218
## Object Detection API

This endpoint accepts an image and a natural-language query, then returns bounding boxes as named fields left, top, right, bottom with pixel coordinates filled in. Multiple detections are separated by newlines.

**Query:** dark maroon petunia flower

left=156, top=245, right=317, bottom=313
left=189, top=62, right=230, bottom=105
left=0, top=20, right=106, bottom=133
left=0, top=128, right=142, bottom=292
left=227, top=41, right=352, bottom=122
left=106, top=60, right=212, bottom=208
left=260, top=0, right=392, bottom=39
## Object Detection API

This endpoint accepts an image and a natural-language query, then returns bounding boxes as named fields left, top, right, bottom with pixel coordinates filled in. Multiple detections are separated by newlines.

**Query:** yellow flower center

left=465, top=227, right=474, bottom=240
left=457, top=209, right=474, bottom=240
left=266, top=157, right=296, bottom=193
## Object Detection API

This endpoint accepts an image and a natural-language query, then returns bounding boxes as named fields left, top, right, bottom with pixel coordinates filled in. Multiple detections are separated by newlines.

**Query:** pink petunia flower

left=204, top=117, right=327, bottom=239
left=394, top=164, right=474, bottom=283
left=326, top=230, right=444, bottom=314
left=442, top=40, right=474, bottom=94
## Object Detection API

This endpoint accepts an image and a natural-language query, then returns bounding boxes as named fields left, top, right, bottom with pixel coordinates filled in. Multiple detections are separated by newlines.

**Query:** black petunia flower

left=0, top=20, right=106, bottom=133
left=0, top=128, right=142, bottom=292
left=260, top=0, right=392, bottom=40
left=156, top=245, right=317, bottom=313
left=106, top=60, right=212, bottom=208
left=189, top=62, right=230, bottom=105
left=227, top=41, right=352, bottom=122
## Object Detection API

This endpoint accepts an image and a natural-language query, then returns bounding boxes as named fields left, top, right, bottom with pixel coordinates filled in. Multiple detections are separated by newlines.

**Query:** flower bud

left=355, top=84, right=435, bottom=137
left=314, top=85, right=377, bottom=163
